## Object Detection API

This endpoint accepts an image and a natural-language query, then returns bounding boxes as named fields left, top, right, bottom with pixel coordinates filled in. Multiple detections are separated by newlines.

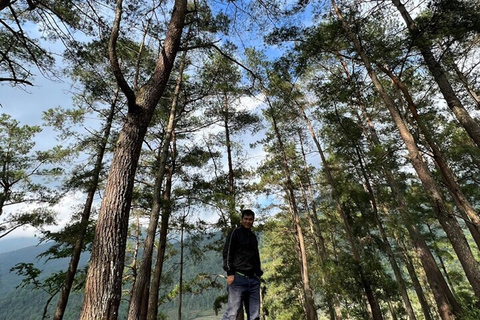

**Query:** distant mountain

left=0, top=234, right=226, bottom=320
left=0, top=237, right=41, bottom=254
left=0, top=241, right=89, bottom=320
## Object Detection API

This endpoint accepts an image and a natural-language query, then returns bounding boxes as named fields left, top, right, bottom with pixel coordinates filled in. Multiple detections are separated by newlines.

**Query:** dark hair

left=241, top=209, right=255, bottom=218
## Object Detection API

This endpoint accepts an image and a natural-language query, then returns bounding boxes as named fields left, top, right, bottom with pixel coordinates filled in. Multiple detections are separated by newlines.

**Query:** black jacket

left=222, top=226, right=263, bottom=277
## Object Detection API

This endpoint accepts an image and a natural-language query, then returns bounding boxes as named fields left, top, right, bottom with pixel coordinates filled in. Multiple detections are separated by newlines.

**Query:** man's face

left=241, top=214, right=254, bottom=229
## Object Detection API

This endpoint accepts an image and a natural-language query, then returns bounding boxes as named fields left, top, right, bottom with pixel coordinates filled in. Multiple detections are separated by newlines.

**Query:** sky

left=0, top=76, right=80, bottom=240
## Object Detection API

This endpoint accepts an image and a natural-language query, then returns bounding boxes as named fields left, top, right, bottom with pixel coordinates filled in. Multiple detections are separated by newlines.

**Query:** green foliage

left=415, top=0, right=480, bottom=43
left=0, top=0, right=99, bottom=86
left=260, top=217, right=304, bottom=319
left=0, top=113, right=64, bottom=237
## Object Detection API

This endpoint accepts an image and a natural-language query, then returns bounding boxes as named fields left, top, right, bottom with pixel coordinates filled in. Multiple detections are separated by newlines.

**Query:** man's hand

left=227, top=275, right=235, bottom=285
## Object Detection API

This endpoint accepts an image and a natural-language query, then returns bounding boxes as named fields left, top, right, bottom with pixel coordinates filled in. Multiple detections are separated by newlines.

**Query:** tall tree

left=199, top=50, right=260, bottom=227
left=249, top=54, right=318, bottom=318
left=80, top=0, right=188, bottom=319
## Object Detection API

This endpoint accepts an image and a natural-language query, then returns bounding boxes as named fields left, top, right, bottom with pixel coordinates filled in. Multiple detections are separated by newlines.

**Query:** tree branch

left=109, top=0, right=136, bottom=109
left=0, top=78, right=34, bottom=86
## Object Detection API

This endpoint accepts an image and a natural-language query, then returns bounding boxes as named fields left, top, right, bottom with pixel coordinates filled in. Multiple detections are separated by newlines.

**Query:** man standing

left=222, top=209, right=263, bottom=320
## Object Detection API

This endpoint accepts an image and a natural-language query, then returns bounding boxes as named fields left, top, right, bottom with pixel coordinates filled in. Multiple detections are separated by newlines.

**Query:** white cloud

left=1, top=191, right=90, bottom=239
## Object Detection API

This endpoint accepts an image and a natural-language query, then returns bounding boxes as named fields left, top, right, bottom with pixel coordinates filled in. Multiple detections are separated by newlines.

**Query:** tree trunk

left=394, top=223, right=434, bottom=320
left=80, top=1, right=187, bottom=319
left=223, top=91, right=239, bottom=232
left=354, top=146, right=417, bottom=320
left=147, top=160, right=175, bottom=320
left=126, top=218, right=141, bottom=313
left=426, top=224, right=456, bottom=295
left=268, top=103, right=318, bottom=320
left=346, top=66, right=458, bottom=319
left=128, top=47, right=187, bottom=320
left=391, top=0, right=480, bottom=148
left=178, top=216, right=185, bottom=320
left=298, top=131, right=342, bottom=320
left=337, top=56, right=421, bottom=319
left=387, top=300, right=398, bottom=320
left=378, top=67, right=480, bottom=298
left=53, top=91, right=118, bottom=320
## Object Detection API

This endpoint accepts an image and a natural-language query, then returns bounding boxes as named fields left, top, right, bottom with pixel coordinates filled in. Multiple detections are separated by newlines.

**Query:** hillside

left=0, top=239, right=225, bottom=320
left=0, top=237, right=41, bottom=254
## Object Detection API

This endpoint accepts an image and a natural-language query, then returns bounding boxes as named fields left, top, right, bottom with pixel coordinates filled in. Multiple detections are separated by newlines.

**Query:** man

left=222, top=209, right=263, bottom=320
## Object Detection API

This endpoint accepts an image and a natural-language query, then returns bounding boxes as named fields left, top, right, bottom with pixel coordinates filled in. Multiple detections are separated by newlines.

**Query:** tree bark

left=79, top=1, right=187, bottom=319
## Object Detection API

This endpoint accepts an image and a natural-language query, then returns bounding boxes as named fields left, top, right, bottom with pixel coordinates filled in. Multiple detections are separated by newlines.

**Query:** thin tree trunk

left=178, top=216, right=185, bottom=320
left=403, top=253, right=434, bottom=319
left=223, top=91, right=240, bottom=234
left=80, top=1, right=187, bottom=318
left=267, top=102, right=318, bottom=320
left=337, top=56, right=423, bottom=320
left=126, top=216, right=141, bottom=313
left=225, top=92, right=235, bottom=202
left=223, top=92, right=247, bottom=320
left=53, top=91, right=118, bottom=320
left=353, top=145, right=417, bottom=320
left=298, top=131, right=342, bottom=320
left=391, top=0, right=480, bottom=148
left=147, top=135, right=176, bottom=320
left=43, top=289, right=60, bottom=320
left=393, top=221, right=434, bottom=320
left=128, top=46, right=188, bottom=320
left=426, top=224, right=456, bottom=295
left=387, top=300, right=398, bottom=320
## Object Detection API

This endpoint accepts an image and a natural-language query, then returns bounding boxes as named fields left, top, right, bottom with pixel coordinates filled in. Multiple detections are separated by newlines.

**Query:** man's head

left=241, top=209, right=255, bottom=229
